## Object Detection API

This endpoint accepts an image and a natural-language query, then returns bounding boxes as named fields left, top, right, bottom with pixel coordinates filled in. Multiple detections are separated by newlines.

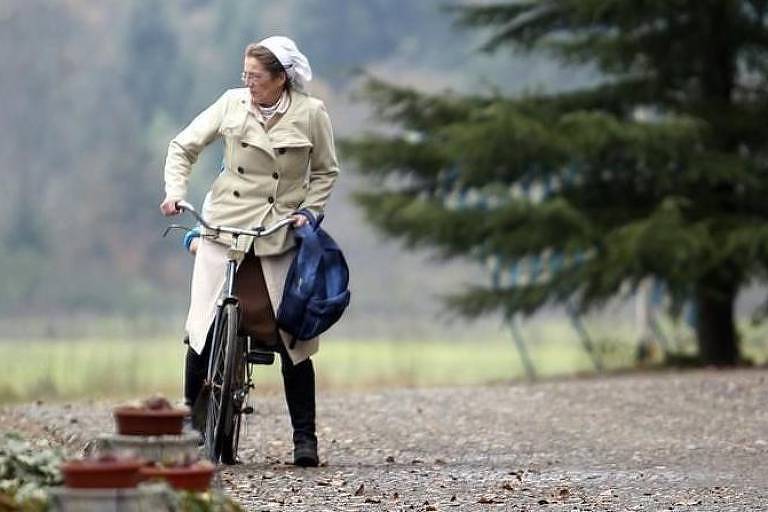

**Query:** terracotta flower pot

left=113, top=406, right=189, bottom=436
left=139, top=462, right=216, bottom=492
left=60, top=458, right=144, bottom=489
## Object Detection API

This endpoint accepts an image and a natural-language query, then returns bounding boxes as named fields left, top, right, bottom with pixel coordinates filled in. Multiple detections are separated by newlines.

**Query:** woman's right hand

left=160, top=197, right=180, bottom=216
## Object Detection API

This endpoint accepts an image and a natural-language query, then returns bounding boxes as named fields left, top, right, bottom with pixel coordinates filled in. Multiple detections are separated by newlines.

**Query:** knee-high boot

left=281, top=354, right=318, bottom=467
left=184, top=346, right=206, bottom=409
left=184, top=335, right=212, bottom=435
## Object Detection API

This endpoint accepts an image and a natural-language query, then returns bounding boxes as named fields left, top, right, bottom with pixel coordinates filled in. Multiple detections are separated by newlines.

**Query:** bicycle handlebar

left=175, top=200, right=294, bottom=238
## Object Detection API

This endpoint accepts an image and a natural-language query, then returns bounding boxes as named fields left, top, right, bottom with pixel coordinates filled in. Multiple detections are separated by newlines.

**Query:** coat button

left=241, top=142, right=248, bottom=148
left=268, top=196, right=275, bottom=204
left=277, top=148, right=287, bottom=154
left=237, top=166, right=244, bottom=174
left=233, top=190, right=240, bottom=198
left=272, top=172, right=279, bottom=179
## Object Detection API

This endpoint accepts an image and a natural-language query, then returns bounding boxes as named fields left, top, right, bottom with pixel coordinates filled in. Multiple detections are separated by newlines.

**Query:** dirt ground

left=2, top=368, right=767, bottom=511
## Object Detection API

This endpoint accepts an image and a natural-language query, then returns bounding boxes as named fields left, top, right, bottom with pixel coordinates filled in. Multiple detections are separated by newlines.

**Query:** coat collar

left=235, top=88, right=313, bottom=154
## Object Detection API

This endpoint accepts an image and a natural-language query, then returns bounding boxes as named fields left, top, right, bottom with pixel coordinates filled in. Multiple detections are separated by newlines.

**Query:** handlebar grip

left=176, top=200, right=194, bottom=212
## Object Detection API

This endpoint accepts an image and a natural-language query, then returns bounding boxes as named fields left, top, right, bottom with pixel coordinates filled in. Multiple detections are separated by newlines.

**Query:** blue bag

left=277, top=211, right=350, bottom=344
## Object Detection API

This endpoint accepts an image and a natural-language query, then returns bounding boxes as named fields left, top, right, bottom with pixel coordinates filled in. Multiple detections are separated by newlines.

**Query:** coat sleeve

left=163, top=92, right=229, bottom=201
left=303, top=102, right=340, bottom=217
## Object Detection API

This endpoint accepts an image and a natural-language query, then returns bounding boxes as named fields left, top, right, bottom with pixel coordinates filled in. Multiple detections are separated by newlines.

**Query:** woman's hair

left=244, top=43, right=290, bottom=90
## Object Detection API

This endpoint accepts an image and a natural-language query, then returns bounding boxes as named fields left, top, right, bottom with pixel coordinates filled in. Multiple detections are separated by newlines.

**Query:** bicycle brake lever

left=162, top=224, right=193, bottom=238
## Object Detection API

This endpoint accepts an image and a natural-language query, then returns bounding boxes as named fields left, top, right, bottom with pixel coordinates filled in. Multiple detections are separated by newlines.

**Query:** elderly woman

left=160, top=36, right=339, bottom=467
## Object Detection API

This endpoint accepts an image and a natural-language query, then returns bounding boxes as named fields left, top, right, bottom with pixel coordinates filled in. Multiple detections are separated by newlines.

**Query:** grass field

left=0, top=338, right=624, bottom=404
left=1, top=318, right=766, bottom=405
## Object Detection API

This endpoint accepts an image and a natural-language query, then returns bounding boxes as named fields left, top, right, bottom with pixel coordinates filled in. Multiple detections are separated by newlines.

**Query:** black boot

left=184, top=345, right=206, bottom=410
left=282, top=354, right=318, bottom=467
left=184, top=342, right=210, bottom=445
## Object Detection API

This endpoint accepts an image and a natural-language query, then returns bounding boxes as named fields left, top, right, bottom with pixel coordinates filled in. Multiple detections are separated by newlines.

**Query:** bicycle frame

left=171, top=200, right=291, bottom=374
left=166, top=200, right=293, bottom=462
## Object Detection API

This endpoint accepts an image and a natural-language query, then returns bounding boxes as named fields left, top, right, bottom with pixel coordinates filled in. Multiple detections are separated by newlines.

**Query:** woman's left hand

left=290, top=213, right=309, bottom=227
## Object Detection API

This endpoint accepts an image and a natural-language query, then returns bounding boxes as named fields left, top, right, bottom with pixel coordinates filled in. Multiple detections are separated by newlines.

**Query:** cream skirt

left=185, top=237, right=319, bottom=364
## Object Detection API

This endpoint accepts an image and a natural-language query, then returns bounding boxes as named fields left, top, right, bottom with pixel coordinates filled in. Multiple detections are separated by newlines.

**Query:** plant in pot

left=113, top=395, right=190, bottom=436
left=60, top=450, right=144, bottom=489
left=139, top=453, right=215, bottom=492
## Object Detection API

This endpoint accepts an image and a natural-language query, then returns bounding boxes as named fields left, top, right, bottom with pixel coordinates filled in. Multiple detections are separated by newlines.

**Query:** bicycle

left=164, top=200, right=294, bottom=464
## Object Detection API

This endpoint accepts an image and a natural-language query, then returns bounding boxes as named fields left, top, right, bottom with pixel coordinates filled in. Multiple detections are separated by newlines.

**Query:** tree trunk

left=693, top=281, right=739, bottom=365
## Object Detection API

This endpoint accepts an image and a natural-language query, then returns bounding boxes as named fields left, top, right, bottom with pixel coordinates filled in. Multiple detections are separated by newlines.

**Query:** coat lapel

left=231, top=89, right=276, bottom=158
left=268, top=92, right=313, bottom=149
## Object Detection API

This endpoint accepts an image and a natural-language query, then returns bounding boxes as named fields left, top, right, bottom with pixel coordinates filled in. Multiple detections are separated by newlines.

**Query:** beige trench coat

left=164, top=88, right=339, bottom=363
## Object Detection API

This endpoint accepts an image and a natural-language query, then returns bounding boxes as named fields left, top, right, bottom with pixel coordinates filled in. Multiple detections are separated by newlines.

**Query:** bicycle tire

left=216, top=303, right=246, bottom=464
left=204, top=303, right=240, bottom=462
left=220, top=314, right=246, bottom=464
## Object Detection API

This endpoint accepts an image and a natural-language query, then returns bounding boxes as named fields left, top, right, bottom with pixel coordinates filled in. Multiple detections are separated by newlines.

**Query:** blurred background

left=2, top=0, right=767, bottom=403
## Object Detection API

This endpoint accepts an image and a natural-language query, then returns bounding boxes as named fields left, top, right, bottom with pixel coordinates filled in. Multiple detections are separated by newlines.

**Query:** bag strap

left=293, top=224, right=324, bottom=297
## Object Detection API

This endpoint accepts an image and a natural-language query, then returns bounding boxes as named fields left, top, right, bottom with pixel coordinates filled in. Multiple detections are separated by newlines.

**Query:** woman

left=160, top=36, right=339, bottom=467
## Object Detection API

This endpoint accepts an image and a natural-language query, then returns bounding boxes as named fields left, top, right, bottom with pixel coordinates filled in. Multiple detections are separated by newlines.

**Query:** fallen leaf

left=365, top=497, right=381, bottom=504
left=674, top=499, right=702, bottom=506
left=354, top=483, right=365, bottom=496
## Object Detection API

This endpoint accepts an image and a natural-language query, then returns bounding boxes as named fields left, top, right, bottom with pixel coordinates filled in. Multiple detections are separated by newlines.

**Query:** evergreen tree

left=123, top=0, right=189, bottom=121
left=345, top=0, right=768, bottom=365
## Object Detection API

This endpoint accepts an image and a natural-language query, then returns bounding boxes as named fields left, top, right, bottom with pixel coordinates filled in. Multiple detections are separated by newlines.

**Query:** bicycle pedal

left=241, top=405, right=254, bottom=415
left=247, top=351, right=275, bottom=365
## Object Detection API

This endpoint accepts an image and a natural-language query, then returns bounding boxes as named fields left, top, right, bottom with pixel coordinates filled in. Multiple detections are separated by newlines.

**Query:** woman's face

left=243, top=56, right=286, bottom=106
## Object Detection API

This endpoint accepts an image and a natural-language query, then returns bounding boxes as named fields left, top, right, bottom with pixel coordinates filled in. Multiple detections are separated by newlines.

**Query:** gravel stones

left=2, top=369, right=768, bottom=510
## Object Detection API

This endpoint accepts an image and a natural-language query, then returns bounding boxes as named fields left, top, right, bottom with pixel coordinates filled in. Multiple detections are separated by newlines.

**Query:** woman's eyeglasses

left=241, top=71, right=269, bottom=84
left=241, top=65, right=293, bottom=84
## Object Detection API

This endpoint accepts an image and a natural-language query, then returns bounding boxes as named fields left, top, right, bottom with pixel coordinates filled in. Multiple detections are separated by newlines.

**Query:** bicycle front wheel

left=204, top=302, right=244, bottom=463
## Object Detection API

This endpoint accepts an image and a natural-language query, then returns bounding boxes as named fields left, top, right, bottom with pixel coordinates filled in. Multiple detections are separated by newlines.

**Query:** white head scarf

left=257, top=36, right=313, bottom=90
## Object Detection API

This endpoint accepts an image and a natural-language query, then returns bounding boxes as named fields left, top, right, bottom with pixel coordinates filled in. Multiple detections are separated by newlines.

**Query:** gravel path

left=2, top=369, right=768, bottom=511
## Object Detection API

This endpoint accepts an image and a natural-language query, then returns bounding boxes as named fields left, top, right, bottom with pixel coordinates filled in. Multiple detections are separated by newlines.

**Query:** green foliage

left=346, top=0, right=768, bottom=363
left=0, top=432, right=63, bottom=510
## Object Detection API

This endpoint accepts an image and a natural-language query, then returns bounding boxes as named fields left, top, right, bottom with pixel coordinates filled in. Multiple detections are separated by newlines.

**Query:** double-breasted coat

left=164, top=88, right=340, bottom=362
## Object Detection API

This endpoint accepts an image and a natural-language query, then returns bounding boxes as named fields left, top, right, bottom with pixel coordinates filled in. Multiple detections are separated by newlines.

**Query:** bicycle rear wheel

left=204, top=302, right=245, bottom=463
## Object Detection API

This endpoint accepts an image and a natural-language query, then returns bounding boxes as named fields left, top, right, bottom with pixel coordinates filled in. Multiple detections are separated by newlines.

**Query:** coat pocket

left=275, top=144, right=312, bottom=179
